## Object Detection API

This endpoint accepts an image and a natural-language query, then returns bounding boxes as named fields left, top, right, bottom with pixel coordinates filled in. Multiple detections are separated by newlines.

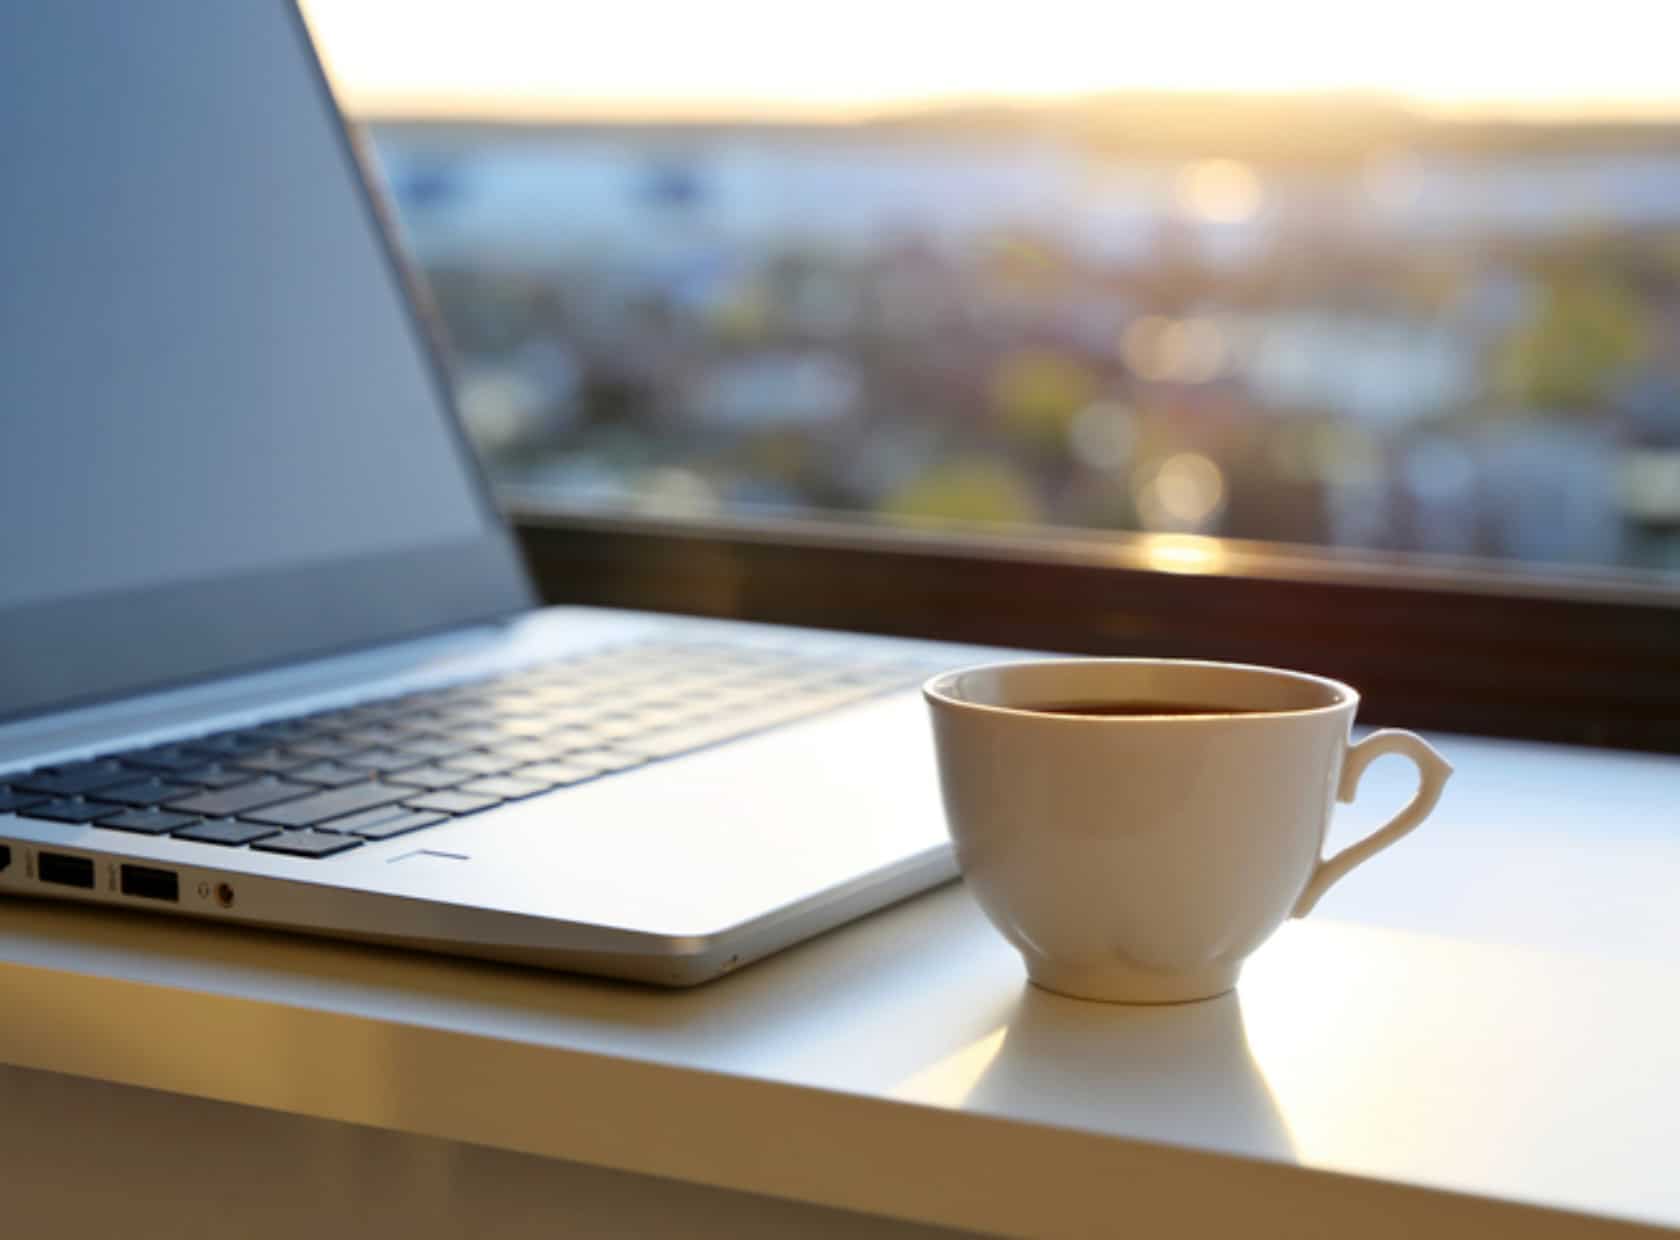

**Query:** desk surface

left=3, top=733, right=1678, bottom=1238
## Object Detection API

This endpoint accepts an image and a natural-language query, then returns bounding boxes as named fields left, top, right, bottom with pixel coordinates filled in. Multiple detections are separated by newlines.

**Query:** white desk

left=3, top=733, right=1678, bottom=1238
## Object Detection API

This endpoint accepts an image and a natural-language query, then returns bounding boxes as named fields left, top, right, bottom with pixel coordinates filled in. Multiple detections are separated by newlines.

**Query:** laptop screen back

left=0, top=1, right=531, bottom=722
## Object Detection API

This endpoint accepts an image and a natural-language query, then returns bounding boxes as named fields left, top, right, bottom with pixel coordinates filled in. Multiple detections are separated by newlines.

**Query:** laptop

left=0, top=0, right=969, bottom=984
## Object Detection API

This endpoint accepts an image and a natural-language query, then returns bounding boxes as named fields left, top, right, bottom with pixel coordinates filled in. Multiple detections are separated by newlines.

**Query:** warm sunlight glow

left=1177, top=160, right=1265, bottom=224
left=301, top=0, right=1680, bottom=120
left=1135, top=534, right=1231, bottom=576
left=891, top=1027, right=1010, bottom=1106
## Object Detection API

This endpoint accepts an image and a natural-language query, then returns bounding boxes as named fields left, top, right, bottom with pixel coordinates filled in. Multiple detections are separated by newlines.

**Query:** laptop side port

left=38, top=852, right=96, bottom=890
left=120, top=864, right=179, bottom=903
left=0, top=844, right=11, bottom=874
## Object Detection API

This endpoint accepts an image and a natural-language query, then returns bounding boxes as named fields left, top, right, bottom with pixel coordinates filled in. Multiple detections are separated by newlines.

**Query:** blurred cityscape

left=365, top=96, right=1680, bottom=572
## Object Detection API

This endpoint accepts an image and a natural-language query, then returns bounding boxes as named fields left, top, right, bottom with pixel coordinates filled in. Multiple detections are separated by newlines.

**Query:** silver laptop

left=0, top=0, right=964, bottom=984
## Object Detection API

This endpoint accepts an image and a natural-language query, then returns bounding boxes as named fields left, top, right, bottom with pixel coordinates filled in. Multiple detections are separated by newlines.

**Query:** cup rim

left=922, top=657, right=1359, bottom=722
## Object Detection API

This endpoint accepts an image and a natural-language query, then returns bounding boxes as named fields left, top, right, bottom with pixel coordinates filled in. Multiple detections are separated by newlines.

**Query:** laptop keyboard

left=1, top=638, right=931, bottom=860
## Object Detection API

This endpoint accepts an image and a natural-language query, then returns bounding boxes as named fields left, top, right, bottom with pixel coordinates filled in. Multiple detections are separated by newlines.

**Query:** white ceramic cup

left=924, top=658, right=1452, bottom=1003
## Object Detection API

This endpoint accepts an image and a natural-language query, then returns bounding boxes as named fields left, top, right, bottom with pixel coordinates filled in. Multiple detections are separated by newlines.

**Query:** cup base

left=1024, top=957, right=1241, bottom=1005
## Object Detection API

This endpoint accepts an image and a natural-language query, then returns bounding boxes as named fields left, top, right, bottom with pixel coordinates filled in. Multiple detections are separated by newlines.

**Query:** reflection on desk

left=899, top=988, right=1293, bottom=1162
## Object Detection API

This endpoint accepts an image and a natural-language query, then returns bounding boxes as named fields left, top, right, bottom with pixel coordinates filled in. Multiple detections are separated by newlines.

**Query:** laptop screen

left=0, top=1, right=531, bottom=722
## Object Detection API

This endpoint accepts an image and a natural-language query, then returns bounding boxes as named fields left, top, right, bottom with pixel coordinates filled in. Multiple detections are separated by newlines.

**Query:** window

left=302, top=1, right=1680, bottom=750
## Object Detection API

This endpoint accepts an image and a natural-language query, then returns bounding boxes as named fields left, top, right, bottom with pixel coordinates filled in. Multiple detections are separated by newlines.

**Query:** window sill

left=510, top=501, right=1680, bottom=754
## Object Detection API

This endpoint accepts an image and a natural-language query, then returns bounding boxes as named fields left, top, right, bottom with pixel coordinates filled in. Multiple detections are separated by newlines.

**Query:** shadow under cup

left=923, top=659, right=1362, bottom=1004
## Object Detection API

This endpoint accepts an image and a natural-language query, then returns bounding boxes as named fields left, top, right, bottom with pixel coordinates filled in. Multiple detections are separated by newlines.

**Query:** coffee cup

left=923, top=658, right=1451, bottom=1003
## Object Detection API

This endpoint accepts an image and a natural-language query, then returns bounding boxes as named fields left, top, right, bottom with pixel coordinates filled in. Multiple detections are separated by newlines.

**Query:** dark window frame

left=512, top=502, right=1680, bottom=754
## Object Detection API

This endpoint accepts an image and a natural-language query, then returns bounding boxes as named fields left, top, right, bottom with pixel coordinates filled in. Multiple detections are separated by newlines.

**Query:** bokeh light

left=1176, top=159, right=1265, bottom=224
left=883, top=458, right=1043, bottom=525
left=629, top=467, right=721, bottom=517
left=993, top=350, right=1099, bottom=437
left=1134, top=453, right=1228, bottom=531
left=1620, top=449, right=1680, bottom=523
left=1121, top=317, right=1228, bottom=385
left=1068, top=402, right=1138, bottom=472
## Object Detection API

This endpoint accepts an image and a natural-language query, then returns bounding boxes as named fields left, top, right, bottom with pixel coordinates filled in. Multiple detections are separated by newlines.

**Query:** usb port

left=119, top=864, right=179, bottom=903
left=38, top=852, right=95, bottom=890
left=0, top=844, right=11, bottom=873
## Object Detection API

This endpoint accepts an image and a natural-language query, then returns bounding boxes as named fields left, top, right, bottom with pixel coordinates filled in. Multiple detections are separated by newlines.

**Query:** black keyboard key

left=385, top=764, right=469, bottom=792
left=479, top=692, right=546, bottom=718
left=336, top=726, right=408, bottom=748
left=455, top=775, right=552, bottom=801
left=484, top=716, right=551, bottom=738
left=233, top=749, right=311, bottom=776
left=98, top=809, right=200, bottom=836
left=176, top=764, right=254, bottom=789
left=16, top=761, right=131, bottom=798
left=239, top=720, right=319, bottom=745
left=289, top=760, right=371, bottom=788
left=19, top=799, right=107, bottom=824
left=391, top=688, right=453, bottom=711
left=512, top=761, right=602, bottom=787
left=168, top=778, right=313, bottom=818
left=436, top=723, right=510, bottom=747
left=340, top=747, right=427, bottom=773
left=392, top=734, right=463, bottom=760
left=93, top=778, right=200, bottom=808
left=334, top=704, right=405, bottom=726
left=422, top=709, right=497, bottom=734
left=380, top=714, right=450, bottom=738
left=377, top=700, right=444, bottom=722
left=486, top=739, right=559, bottom=765
left=559, top=747, right=649, bottom=774
left=584, top=714, right=659, bottom=741
left=185, top=730, right=273, bottom=758
left=438, top=751, right=510, bottom=777
left=525, top=704, right=597, bottom=728
left=403, top=790, right=501, bottom=817
left=122, top=745, right=213, bottom=775
left=285, top=737, right=367, bottom=762
left=298, top=706, right=358, bottom=730
left=240, top=780, right=409, bottom=828
left=523, top=686, right=589, bottom=707
left=318, top=805, right=422, bottom=835
left=251, top=830, right=364, bottom=859
left=174, top=820, right=279, bottom=847
left=0, top=787, right=48, bottom=814
left=351, top=811, right=448, bottom=840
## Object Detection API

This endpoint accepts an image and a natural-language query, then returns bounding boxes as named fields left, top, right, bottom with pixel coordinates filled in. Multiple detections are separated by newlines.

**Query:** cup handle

left=1291, top=729, right=1453, bottom=918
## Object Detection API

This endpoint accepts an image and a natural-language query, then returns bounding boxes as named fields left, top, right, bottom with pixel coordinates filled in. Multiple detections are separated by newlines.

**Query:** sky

left=300, top=0, right=1680, bottom=121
